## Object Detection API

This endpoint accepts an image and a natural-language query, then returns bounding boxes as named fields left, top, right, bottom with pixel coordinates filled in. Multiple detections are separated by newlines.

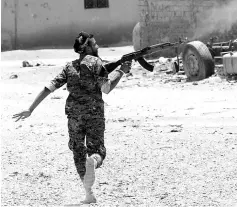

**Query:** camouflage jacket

left=46, top=55, right=109, bottom=117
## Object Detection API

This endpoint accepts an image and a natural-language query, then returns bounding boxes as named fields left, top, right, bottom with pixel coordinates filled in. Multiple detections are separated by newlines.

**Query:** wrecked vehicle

left=182, top=38, right=237, bottom=81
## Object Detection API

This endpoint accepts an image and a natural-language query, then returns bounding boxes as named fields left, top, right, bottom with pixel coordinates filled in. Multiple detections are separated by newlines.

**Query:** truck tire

left=182, top=41, right=214, bottom=81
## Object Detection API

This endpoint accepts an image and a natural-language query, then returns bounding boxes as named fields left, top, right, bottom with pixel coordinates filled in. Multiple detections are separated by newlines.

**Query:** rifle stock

left=104, top=60, right=121, bottom=73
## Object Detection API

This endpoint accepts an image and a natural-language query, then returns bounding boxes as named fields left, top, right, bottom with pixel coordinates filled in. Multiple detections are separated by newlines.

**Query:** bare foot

left=80, top=192, right=97, bottom=204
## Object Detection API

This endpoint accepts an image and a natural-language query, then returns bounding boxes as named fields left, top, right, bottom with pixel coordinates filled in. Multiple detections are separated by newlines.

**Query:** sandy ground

left=1, top=46, right=237, bottom=207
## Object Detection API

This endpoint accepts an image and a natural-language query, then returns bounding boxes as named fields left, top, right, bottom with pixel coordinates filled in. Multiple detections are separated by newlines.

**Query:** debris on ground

left=22, top=60, right=55, bottom=67
left=9, top=74, right=18, bottom=79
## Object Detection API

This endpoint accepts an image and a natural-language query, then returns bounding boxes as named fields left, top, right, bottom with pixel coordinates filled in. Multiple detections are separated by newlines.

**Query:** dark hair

left=73, top=31, right=94, bottom=54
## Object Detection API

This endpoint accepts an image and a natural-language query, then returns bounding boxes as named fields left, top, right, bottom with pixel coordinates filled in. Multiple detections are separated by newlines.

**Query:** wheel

left=182, top=41, right=214, bottom=81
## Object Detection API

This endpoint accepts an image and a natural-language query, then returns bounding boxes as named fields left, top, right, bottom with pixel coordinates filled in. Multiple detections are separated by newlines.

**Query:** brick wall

left=133, top=0, right=237, bottom=56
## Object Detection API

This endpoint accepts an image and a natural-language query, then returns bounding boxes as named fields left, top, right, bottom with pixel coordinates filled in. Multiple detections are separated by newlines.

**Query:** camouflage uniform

left=46, top=55, right=108, bottom=180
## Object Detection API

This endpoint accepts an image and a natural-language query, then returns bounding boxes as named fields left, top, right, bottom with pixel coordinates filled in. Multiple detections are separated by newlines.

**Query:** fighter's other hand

left=120, top=61, right=132, bottom=74
left=12, top=110, right=32, bottom=122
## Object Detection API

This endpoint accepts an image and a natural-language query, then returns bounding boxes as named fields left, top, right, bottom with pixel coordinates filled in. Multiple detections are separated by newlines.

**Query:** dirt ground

left=1, top=46, right=237, bottom=207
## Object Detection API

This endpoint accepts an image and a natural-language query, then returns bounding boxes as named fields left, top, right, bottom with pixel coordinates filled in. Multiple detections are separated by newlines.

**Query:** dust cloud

left=193, top=0, right=237, bottom=39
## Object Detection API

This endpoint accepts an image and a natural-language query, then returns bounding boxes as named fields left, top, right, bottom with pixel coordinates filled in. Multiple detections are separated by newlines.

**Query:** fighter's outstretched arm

left=12, top=87, right=51, bottom=122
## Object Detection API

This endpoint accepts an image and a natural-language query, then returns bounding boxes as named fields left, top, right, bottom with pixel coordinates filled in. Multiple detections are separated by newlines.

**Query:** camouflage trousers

left=67, top=115, right=106, bottom=180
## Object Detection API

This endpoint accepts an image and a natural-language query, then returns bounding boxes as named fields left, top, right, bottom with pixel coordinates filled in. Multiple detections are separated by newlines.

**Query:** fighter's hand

left=12, top=110, right=32, bottom=122
left=120, top=61, right=132, bottom=74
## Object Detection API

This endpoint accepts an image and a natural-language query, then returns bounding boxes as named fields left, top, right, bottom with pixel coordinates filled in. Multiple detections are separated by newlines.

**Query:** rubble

left=9, top=74, right=18, bottom=79
left=22, top=60, right=55, bottom=67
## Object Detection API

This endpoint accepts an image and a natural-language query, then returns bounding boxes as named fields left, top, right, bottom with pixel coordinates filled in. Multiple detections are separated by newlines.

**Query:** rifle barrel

left=138, top=41, right=180, bottom=57
left=149, top=42, right=180, bottom=50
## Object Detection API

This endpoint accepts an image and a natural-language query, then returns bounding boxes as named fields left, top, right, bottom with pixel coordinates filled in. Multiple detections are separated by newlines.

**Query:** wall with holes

left=1, top=0, right=139, bottom=51
left=134, top=0, right=237, bottom=56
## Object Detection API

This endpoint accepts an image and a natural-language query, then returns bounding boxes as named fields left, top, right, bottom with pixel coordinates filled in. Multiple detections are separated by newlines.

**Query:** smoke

left=193, top=0, right=237, bottom=39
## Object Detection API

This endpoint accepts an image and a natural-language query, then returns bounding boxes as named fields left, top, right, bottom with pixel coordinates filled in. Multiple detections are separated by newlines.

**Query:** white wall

left=1, top=0, right=139, bottom=50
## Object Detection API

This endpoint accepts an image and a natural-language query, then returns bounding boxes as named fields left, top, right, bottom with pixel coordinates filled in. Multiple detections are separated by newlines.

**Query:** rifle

left=100, top=39, right=184, bottom=76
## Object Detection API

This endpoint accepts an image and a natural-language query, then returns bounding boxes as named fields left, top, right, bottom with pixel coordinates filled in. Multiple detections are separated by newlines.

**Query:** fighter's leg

left=86, top=117, right=106, bottom=167
left=68, top=117, right=87, bottom=181
left=82, top=117, right=106, bottom=203
left=81, top=156, right=97, bottom=204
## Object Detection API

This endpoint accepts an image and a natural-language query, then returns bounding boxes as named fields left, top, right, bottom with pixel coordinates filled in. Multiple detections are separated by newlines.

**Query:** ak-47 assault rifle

left=100, top=38, right=184, bottom=76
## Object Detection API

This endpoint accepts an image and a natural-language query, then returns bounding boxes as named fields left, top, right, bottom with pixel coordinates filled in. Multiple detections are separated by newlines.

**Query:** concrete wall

left=1, top=0, right=15, bottom=51
left=1, top=0, right=139, bottom=51
left=134, top=0, right=237, bottom=56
